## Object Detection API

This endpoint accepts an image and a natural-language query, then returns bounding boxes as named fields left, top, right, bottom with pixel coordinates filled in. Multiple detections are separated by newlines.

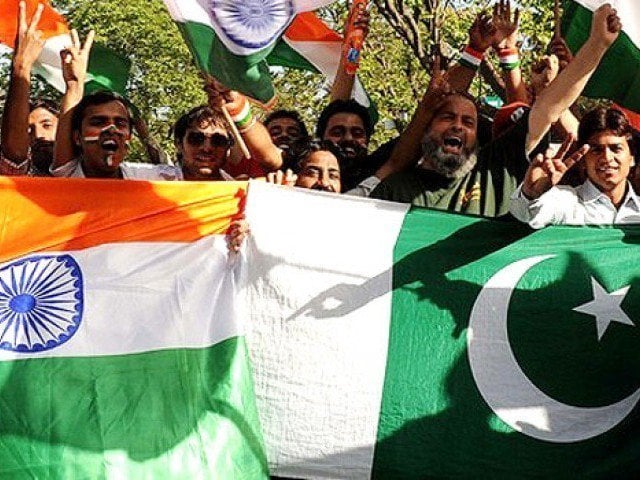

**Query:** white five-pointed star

left=573, top=277, right=635, bottom=341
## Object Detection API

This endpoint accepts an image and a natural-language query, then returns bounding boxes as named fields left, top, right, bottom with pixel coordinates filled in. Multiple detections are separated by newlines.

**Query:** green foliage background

left=1, top=0, right=557, bottom=158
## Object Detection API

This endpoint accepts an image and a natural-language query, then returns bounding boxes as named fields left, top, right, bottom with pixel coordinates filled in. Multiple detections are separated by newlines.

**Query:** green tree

left=1, top=0, right=558, bottom=154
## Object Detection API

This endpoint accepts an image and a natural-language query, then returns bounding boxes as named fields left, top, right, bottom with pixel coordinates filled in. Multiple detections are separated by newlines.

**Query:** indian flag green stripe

left=176, top=21, right=277, bottom=105
left=563, top=0, right=640, bottom=111
left=0, top=338, right=268, bottom=479
left=267, top=39, right=318, bottom=72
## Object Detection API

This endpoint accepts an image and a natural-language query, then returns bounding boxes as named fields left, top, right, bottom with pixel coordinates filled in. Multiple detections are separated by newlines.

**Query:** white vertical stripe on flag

left=243, top=182, right=409, bottom=479
left=282, top=38, right=371, bottom=108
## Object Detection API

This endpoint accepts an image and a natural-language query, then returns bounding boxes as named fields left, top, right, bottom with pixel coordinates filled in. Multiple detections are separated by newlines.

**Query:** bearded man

left=369, top=90, right=532, bottom=217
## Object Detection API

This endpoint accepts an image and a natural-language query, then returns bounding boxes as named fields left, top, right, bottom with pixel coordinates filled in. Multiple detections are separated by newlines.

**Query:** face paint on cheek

left=83, top=125, right=132, bottom=168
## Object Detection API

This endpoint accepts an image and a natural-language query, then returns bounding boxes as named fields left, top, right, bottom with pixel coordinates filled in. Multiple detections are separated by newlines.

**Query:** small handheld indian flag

left=163, top=0, right=371, bottom=109
left=0, top=178, right=268, bottom=478
left=0, top=0, right=130, bottom=95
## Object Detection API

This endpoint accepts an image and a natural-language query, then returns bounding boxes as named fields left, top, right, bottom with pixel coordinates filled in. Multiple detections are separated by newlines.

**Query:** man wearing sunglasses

left=168, top=105, right=235, bottom=181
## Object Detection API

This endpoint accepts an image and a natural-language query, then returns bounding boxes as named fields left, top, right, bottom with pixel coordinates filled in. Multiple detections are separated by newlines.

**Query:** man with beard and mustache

left=370, top=4, right=621, bottom=218
left=1, top=3, right=58, bottom=177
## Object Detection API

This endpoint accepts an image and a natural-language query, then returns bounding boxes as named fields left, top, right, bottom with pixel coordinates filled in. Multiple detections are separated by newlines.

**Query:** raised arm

left=330, top=1, right=370, bottom=102
left=374, top=60, right=450, bottom=180
left=492, top=0, right=527, bottom=104
left=1, top=2, right=44, bottom=171
left=205, top=79, right=283, bottom=171
left=53, top=29, right=94, bottom=169
left=445, top=10, right=507, bottom=94
left=526, top=3, right=620, bottom=152
left=510, top=137, right=590, bottom=226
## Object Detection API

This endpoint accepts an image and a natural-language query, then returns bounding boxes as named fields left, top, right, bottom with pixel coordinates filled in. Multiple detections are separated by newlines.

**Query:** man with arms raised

left=1, top=3, right=58, bottom=176
left=510, top=107, right=640, bottom=226
left=370, top=4, right=621, bottom=217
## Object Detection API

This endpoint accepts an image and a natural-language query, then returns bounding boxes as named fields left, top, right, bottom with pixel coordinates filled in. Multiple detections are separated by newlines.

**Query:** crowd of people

left=1, top=0, right=638, bottom=249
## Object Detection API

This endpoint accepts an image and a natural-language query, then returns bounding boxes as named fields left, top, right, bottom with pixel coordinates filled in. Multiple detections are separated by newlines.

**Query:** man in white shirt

left=510, top=107, right=640, bottom=227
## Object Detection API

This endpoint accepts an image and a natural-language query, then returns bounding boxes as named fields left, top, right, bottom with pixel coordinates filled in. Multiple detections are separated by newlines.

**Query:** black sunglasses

left=186, top=131, right=233, bottom=148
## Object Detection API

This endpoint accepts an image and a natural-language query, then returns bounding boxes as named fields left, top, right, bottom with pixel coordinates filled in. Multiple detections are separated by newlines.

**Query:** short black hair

left=316, top=99, right=373, bottom=140
left=264, top=109, right=309, bottom=138
left=71, top=90, right=132, bottom=135
left=578, top=107, right=634, bottom=153
left=172, top=105, right=227, bottom=145
left=287, top=138, right=341, bottom=173
left=29, top=98, right=59, bottom=116
left=171, top=105, right=229, bottom=163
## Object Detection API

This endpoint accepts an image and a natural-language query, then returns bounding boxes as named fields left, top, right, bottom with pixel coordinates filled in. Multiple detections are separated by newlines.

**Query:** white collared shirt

left=51, top=159, right=234, bottom=181
left=510, top=179, right=640, bottom=228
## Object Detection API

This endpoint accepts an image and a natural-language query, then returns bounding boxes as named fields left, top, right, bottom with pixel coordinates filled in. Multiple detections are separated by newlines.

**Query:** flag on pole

left=563, top=0, right=640, bottom=112
left=162, top=0, right=373, bottom=108
left=0, top=0, right=130, bottom=95
left=244, top=182, right=640, bottom=479
left=268, top=12, right=372, bottom=111
left=0, top=178, right=268, bottom=479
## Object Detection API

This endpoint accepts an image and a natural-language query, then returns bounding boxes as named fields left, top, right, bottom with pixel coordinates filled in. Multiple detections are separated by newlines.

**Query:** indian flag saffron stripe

left=243, top=182, right=640, bottom=478
left=0, top=178, right=246, bottom=262
left=163, top=0, right=349, bottom=106
left=563, top=0, right=640, bottom=112
left=0, top=178, right=267, bottom=479
left=276, top=12, right=371, bottom=109
left=0, top=0, right=130, bottom=95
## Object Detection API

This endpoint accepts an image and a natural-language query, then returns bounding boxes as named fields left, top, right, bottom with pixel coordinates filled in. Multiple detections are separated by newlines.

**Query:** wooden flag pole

left=202, top=73, right=252, bottom=160
left=222, top=106, right=252, bottom=160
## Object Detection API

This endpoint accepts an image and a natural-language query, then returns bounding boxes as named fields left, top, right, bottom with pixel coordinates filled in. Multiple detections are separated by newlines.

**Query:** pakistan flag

left=245, top=183, right=639, bottom=479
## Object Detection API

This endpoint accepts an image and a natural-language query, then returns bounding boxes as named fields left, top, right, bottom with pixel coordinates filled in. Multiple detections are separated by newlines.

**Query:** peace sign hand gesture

left=13, top=1, right=45, bottom=73
left=60, top=28, right=95, bottom=88
left=522, top=136, right=589, bottom=200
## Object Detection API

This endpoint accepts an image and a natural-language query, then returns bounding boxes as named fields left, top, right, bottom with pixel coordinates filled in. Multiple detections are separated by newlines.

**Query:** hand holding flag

left=204, top=76, right=253, bottom=159
left=589, top=3, right=621, bottom=49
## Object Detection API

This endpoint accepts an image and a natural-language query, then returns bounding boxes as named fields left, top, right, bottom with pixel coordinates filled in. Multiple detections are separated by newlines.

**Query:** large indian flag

left=0, top=178, right=267, bottom=478
left=162, top=0, right=370, bottom=108
left=244, top=182, right=640, bottom=478
left=0, top=0, right=130, bottom=95
left=563, top=0, right=640, bottom=112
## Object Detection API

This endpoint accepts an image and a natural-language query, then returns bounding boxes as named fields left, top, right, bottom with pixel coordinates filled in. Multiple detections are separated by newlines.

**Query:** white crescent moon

left=467, top=255, right=640, bottom=443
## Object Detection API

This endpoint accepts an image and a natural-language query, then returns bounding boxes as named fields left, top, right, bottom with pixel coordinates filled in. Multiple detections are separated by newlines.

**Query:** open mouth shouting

left=100, top=138, right=119, bottom=152
left=442, top=135, right=463, bottom=154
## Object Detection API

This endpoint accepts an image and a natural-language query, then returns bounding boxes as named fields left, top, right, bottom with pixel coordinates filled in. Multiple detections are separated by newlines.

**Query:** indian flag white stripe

left=283, top=37, right=371, bottom=107
left=33, top=33, right=72, bottom=92
left=243, top=182, right=409, bottom=478
left=573, top=0, right=640, bottom=48
left=164, top=0, right=337, bottom=56
left=0, top=236, right=240, bottom=361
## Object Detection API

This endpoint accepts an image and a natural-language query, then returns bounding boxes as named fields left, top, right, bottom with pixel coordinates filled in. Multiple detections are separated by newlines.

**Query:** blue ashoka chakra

left=0, top=255, right=83, bottom=353
left=210, top=0, right=294, bottom=50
